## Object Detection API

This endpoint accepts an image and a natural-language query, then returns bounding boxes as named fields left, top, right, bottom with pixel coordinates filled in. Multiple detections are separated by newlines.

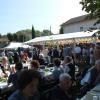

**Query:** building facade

left=61, top=15, right=100, bottom=34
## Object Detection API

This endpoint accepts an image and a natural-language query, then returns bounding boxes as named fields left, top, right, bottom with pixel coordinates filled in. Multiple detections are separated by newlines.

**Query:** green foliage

left=59, top=27, right=64, bottom=34
left=42, top=30, right=51, bottom=36
left=0, top=34, right=1, bottom=38
left=1, top=27, right=54, bottom=42
left=13, top=34, right=18, bottom=41
left=6, top=30, right=31, bottom=42
left=80, top=0, right=100, bottom=24
left=7, top=33, right=13, bottom=42
left=18, top=33, right=25, bottom=42
left=32, top=25, right=35, bottom=39
left=35, top=30, right=41, bottom=37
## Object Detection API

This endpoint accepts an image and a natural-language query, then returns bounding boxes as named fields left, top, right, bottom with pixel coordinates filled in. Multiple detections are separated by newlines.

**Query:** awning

left=4, top=42, right=31, bottom=49
left=25, top=30, right=98, bottom=44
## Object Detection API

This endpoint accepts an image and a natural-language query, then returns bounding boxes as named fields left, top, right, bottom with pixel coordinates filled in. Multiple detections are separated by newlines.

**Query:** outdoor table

left=0, top=81, right=14, bottom=99
left=0, top=82, right=13, bottom=95
left=43, top=67, right=54, bottom=76
left=79, top=84, right=100, bottom=100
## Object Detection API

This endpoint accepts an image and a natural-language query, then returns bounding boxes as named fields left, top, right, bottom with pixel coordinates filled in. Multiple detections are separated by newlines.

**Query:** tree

left=35, top=30, right=41, bottom=37
left=32, top=25, right=35, bottom=39
left=59, top=27, right=64, bottom=34
left=0, top=34, right=2, bottom=38
left=42, top=30, right=51, bottom=36
left=80, top=0, right=100, bottom=24
left=7, top=33, right=13, bottom=42
left=13, top=34, right=18, bottom=42
left=18, top=34, right=25, bottom=42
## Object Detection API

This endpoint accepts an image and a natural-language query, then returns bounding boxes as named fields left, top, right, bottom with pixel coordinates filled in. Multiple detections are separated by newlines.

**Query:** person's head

left=94, top=42, right=100, bottom=60
left=53, top=58, right=61, bottom=67
left=15, top=62, right=23, bottom=71
left=31, top=60, right=40, bottom=70
left=2, top=56, right=8, bottom=65
left=63, top=56, right=72, bottom=64
left=59, top=73, right=72, bottom=91
left=18, top=69, right=41, bottom=96
left=95, top=59, right=100, bottom=71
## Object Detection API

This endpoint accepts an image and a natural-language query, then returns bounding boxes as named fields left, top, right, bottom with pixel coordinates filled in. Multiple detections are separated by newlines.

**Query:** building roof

left=61, top=14, right=90, bottom=26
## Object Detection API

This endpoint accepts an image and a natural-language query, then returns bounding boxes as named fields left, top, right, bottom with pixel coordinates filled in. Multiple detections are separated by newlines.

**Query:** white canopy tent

left=25, top=30, right=98, bottom=44
left=4, top=42, right=32, bottom=49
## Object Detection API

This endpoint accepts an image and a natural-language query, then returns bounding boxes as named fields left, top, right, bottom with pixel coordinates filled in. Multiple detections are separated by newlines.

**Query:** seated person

left=47, top=58, right=63, bottom=81
left=31, top=60, right=45, bottom=77
left=79, top=59, right=100, bottom=95
left=31, top=60, right=40, bottom=70
left=1, top=56, right=9, bottom=70
left=41, top=73, right=76, bottom=100
left=8, top=69, right=41, bottom=100
left=8, top=62, right=23, bottom=89
left=30, top=60, right=46, bottom=87
left=0, top=56, right=9, bottom=77
left=79, top=74, right=100, bottom=100
left=0, top=64, right=7, bottom=78
left=62, top=56, right=75, bottom=80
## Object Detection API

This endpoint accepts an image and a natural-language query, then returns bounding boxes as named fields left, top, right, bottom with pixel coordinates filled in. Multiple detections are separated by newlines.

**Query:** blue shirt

left=52, top=66, right=63, bottom=80
left=8, top=90, right=40, bottom=100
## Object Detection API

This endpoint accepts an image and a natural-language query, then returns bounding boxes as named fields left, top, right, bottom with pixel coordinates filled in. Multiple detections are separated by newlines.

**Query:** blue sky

left=0, top=0, right=86, bottom=35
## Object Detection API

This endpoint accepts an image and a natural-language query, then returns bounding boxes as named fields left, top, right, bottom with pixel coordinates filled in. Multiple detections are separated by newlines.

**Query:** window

left=80, top=27, right=83, bottom=31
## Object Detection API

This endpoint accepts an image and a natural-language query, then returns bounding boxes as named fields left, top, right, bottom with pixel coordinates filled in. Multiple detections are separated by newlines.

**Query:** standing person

left=52, top=47, right=59, bottom=60
left=59, top=46, right=64, bottom=60
left=63, top=45, right=70, bottom=58
left=89, top=43, right=95, bottom=66
left=74, top=45, right=82, bottom=60
left=32, top=48, right=39, bottom=60
left=1, top=50, right=6, bottom=57
left=42, top=47, right=48, bottom=64
left=13, top=52, right=21, bottom=64
left=8, top=69, right=41, bottom=100
left=94, top=42, right=100, bottom=61
left=47, top=47, right=53, bottom=63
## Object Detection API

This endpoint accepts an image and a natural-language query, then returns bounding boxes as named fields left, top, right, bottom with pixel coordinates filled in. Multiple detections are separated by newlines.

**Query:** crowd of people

left=0, top=42, right=100, bottom=100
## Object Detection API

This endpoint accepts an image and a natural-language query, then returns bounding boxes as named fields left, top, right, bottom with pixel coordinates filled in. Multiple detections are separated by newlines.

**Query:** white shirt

left=42, top=49, right=48, bottom=57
